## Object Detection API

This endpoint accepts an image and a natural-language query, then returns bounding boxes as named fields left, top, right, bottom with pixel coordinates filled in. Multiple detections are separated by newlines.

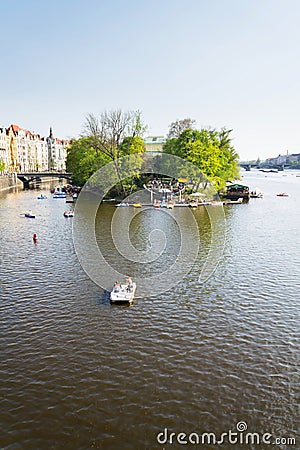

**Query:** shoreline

left=0, top=174, right=22, bottom=192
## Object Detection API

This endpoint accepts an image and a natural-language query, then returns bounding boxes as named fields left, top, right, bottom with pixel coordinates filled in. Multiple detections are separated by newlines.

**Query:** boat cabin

left=226, top=183, right=249, bottom=200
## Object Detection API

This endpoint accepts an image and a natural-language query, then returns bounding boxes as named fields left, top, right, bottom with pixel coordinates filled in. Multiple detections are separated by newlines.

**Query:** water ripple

left=0, top=178, right=299, bottom=449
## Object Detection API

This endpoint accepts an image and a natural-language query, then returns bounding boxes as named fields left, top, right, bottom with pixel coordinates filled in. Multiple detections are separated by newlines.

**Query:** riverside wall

left=0, top=174, right=22, bottom=192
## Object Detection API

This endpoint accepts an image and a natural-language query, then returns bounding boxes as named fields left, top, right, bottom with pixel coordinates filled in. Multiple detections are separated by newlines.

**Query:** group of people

left=147, top=178, right=185, bottom=195
left=63, top=184, right=81, bottom=196
left=113, top=278, right=133, bottom=293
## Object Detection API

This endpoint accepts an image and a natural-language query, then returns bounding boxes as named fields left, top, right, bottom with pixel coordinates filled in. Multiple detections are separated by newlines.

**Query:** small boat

left=25, top=212, right=35, bottom=218
left=277, top=193, right=289, bottom=197
left=63, top=211, right=74, bottom=217
left=37, top=194, right=47, bottom=199
left=110, top=278, right=136, bottom=304
left=250, top=191, right=263, bottom=198
left=53, top=192, right=66, bottom=198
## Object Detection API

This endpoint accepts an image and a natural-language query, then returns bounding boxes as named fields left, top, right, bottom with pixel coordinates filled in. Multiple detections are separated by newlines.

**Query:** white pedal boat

left=110, top=280, right=136, bottom=304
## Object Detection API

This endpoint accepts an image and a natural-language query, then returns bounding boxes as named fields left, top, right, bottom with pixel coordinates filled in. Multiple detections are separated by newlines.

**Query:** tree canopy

left=66, top=110, right=146, bottom=193
left=67, top=112, right=240, bottom=194
left=66, top=137, right=110, bottom=186
left=167, top=118, right=196, bottom=139
left=163, top=126, right=240, bottom=189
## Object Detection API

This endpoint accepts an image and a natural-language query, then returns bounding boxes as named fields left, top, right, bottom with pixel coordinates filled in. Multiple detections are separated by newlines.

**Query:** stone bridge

left=17, top=172, right=72, bottom=188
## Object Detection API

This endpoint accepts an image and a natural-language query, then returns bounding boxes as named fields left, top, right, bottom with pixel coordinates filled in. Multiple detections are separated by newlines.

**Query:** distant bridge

left=239, top=163, right=285, bottom=171
left=239, top=163, right=258, bottom=171
left=17, top=172, right=73, bottom=188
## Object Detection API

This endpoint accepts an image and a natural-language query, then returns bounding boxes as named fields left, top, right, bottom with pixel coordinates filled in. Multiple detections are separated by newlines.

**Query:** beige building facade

left=144, top=136, right=166, bottom=155
left=0, top=127, right=10, bottom=171
left=46, top=127, right=69, bottom=171
left=0, top=124, right=69, bottom=172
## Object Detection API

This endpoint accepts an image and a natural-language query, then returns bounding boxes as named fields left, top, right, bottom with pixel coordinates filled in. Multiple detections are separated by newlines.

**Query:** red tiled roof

left=11, top=124, right=21, bottom=133
left=8, top=123, right=67, bottom=142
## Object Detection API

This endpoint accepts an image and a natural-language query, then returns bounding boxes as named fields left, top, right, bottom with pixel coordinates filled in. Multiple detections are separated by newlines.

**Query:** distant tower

left=47, top=126, right=55, bottom=170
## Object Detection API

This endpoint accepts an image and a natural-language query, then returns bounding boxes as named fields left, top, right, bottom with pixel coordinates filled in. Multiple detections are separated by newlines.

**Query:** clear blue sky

left=1, top=0, right=300, bottom=160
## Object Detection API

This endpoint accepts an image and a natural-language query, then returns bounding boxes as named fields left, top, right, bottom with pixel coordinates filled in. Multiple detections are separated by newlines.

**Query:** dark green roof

left=227, top=183, right=249, bottom=189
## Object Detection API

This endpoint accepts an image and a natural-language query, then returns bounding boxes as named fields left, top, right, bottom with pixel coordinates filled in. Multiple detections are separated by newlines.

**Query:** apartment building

left=0, top=127, right=9, bottom=171
left=0, top=124, right=69, bottom=172
left=46, top=127, right=69, bottom=171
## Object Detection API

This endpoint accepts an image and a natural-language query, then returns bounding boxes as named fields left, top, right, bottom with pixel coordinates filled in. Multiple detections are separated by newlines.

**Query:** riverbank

left=0, top=174, right=22, bottom=192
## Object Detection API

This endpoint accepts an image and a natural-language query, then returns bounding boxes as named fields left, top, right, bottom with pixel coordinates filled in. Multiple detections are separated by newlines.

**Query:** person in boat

left=114, top=281, right=120, bottom=292
left=126, top=278, right=133, bottom=292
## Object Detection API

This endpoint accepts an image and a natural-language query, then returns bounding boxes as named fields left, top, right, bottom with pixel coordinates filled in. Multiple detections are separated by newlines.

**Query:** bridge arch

left=17, top=172, right=73, bottom=188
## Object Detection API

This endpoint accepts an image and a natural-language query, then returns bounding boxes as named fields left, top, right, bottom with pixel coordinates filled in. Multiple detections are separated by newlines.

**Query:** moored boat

left=110, top=278, right=136, bottom=304
left=63, top=211, right=74, bottom=217
left=116, top=202, right=130, bottom=207
left=250, top=191, right=263, bottom=198
left=277, top=193, right=289, bottom=197
left=53, top=192, right=66, bottom=198
left=223, top=197, right=244, bottom=204
left=226, top=183, right=250, bottom=200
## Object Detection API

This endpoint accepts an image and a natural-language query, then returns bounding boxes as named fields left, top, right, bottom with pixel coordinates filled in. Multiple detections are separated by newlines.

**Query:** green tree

left=83, top=110, right=147, bottom=197
left=0, top=157, right=5, bottom=172
left=119, top=136, right=145, bottom=155
left=83, top=109, right=146, bottom=161
left=163, top=126, right=240, bottom=189
left=67, top=110, right=147, bottom=197
left=66, top=137, right=110, bottom=185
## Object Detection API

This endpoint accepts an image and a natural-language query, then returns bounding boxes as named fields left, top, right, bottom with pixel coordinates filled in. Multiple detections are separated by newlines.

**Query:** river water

left=0, top=171, right=299, bottom=450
